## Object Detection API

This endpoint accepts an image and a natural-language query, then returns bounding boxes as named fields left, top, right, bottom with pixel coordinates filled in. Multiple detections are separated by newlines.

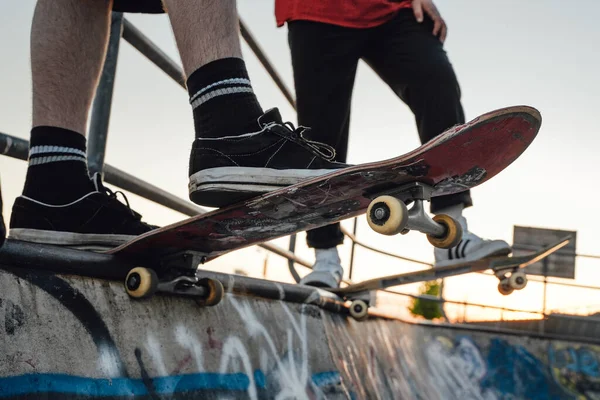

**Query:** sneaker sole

left=189, top=166, right=338, bottom=207
left=435, top=241, right=511, bottom=268
left=8, top=228, right=136, bottom=250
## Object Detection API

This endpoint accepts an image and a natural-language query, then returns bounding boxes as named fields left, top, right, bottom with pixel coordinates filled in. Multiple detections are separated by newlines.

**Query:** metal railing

left=1, top=11, right=599, bottom=336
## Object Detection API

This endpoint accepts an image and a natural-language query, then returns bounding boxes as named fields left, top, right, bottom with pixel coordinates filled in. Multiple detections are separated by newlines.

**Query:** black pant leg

left=288, top=21, right=364, bottom=248
left=362, top=10, right=472, bottom=213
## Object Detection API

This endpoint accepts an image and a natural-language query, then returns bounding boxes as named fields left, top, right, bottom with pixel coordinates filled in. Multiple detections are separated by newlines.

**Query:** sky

left=0, top=0, right=599, bottom=322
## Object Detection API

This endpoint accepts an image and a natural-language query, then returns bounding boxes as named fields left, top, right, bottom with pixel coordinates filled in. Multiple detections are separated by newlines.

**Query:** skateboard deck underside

left=328, top=236, right=571, bottom=296
left=108, top=106, right=541, bottom=263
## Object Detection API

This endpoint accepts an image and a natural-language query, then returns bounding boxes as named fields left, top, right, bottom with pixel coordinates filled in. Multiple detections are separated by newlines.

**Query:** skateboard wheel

left=509, top=271, right=527, bottom=290
left=367, top=196, right=408, bottom=236
left=497, top=281, right=514, bottom=296
left=195, top=278, right=225, bottom=307
left=125, top=267, right=158, bottom=299
left=349, top=299, right=369, bottom=321
left=427, top=214, right=463, bottom=249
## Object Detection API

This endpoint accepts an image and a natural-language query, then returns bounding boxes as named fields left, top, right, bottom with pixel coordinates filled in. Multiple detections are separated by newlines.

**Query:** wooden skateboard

left=324, top=236, right=571, bottom=321
left=101, top=105, right=541, bottom=303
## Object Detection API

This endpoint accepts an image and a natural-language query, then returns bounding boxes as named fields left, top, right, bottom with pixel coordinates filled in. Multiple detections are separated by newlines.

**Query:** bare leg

left=161, top=0, right=242, bottom=77
left=31, top=0, right=112, bottom=134
left=154, top=0, right=349, bottom=210
left=9, top=0, right=156, bottom=244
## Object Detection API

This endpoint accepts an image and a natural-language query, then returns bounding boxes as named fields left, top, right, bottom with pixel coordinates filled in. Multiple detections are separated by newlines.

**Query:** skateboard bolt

left=370, top=203, right=390, bottom=225
left=126, top=273, right=141, bottom=290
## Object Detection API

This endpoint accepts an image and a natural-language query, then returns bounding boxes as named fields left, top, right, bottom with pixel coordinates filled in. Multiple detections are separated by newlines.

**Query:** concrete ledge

left=2, top=267, right=600, bottom=399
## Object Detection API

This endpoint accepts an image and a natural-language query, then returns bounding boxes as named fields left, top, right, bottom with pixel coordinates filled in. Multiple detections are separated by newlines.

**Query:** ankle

left=23, top=126, right=94, bottom=204
left=186, top=57, right=263, bottom=139
left=313, top=247, right=342, bottom=273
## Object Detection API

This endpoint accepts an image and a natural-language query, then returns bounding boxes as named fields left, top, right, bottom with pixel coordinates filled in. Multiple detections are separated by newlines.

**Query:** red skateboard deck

left=107, top=105, right=541, bottom=265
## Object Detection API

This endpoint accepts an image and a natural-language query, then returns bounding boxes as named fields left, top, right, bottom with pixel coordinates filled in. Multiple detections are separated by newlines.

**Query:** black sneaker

left=8, top=173, right=158, bottom=250
left=188, top=108, right=351, bottom=207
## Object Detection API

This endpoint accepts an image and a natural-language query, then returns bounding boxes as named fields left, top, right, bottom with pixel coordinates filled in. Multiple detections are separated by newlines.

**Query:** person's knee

left=425, top=57, right=459, bottom=87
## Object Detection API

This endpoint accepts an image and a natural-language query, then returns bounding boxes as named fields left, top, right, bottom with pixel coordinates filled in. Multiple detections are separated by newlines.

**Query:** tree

left=409, top=280, right=443, bottom=320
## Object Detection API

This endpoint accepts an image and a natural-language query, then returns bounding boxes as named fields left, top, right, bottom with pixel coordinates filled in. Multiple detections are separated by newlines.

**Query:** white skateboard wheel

left=349, top=299, right=369, bottom=321
left=367, top=196, right=408, bottom=236
left=125, top=267, right=158, bottom=299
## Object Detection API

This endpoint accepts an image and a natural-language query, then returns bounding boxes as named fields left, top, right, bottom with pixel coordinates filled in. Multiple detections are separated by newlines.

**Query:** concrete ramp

left=1, top=266, right=599, bottom=399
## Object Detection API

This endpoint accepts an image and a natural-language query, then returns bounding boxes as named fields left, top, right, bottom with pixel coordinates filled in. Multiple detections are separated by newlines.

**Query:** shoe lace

left=95, top=177, right=142, bottom=220
left=282, top=121, right=337, bottom=161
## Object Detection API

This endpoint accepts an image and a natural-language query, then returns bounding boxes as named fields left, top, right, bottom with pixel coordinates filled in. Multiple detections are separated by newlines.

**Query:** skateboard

left=325, top=236, right=571, bottom=321
left=102, top=105, right=541, bottom=302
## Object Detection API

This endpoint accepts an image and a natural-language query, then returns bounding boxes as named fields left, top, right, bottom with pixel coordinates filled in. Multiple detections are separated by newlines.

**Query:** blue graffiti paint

left=549, top=345, right=600, bottom=378
left=312, top=371, right=341, bottom=387
left=0, top=372, right=252, bottom=398
left=481, top=338, right=573, bottom=400
left=549, top=347, right=578, bottom=374
left=253, top=370, right=266, bottom=388
left=0, top=374, right=144, bottom=397
left=579, top=348, right=600, bottom=378
left=0, top=370, right=339, bottom=398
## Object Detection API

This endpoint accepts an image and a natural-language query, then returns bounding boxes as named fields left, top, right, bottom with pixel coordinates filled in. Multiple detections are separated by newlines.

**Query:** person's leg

left=285, top=20, right=364, bottom=287
left=160, top=0, right=351, bottom=208
left=27, top=0, right=111, bottom=203
left=9, top=0, right=156, bottom=249
left=363, top=9, right=510, bottom=266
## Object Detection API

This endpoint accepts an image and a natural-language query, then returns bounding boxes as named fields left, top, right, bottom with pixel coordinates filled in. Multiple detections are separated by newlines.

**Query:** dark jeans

left=288, top=9, right=473, bottom=249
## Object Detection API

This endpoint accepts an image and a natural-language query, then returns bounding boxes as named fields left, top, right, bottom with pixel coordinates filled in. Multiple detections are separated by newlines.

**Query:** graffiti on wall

left=549, top=342, right=600, bottom=399
left=5, top=267, right=600, bottom=400
left=424, top=335, right=585, bottom=400
left=0, top=269, right=343, bottom=399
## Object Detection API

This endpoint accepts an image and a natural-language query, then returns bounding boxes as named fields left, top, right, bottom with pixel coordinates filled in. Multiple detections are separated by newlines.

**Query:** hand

left=412, top=0, right=447, bottom=43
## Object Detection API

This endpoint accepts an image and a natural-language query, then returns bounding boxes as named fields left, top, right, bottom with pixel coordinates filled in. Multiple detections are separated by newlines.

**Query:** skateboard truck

left=366, top=182, right=463, bottom=249
left=124, top=250, right=224, bottom=306
left=487, top=236, right=570, bottom=295
left=493, top=265, right=528, bottom=295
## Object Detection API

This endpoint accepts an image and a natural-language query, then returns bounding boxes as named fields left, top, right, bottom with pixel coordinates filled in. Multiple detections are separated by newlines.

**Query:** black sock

left=23, top=126, right=95, bottom=204
left=187, top=57, right=264, bottom=138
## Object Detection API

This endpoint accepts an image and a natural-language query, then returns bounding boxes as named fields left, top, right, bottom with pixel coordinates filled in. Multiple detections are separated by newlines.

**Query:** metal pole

left=287, top=233, right=302, bottom=282
left=121, top=18, right=186, bottom=89
left=88, top=12, right=124, bottom=176
left=348, top=218, right=358, bottom=280
left=0, top=134, right=29, bottom=160
left=541, top=257, right=549, bottom=334
left=543, top=257, right=549, bottom=316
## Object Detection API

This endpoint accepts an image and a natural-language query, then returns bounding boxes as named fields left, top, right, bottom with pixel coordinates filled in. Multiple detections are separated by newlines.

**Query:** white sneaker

left=434, top=228, right=511, bottom=268
left=300, top=248, right=343, bottom=288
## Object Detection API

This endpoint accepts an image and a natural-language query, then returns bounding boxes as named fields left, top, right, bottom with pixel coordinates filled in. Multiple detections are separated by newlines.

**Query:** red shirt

left=275, top=0, right=413, bottom=29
